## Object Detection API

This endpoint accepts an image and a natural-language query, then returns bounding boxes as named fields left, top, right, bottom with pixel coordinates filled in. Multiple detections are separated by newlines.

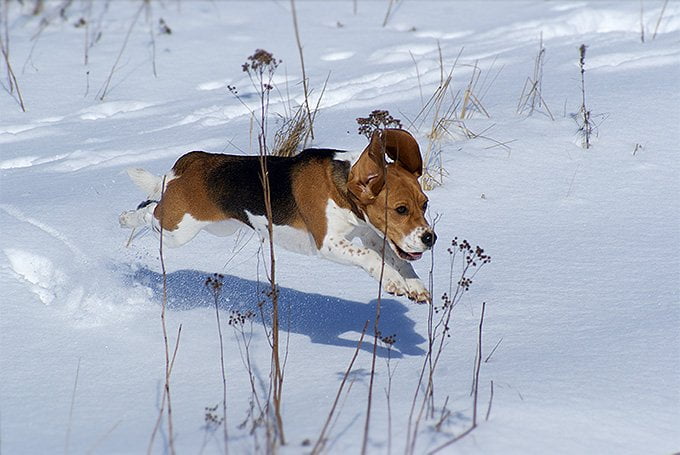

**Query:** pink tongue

left=408, top=252, right=423, bottom=260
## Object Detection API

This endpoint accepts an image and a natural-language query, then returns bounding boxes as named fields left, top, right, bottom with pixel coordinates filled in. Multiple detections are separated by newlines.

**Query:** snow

left=1, top=1, right=679, bottom=454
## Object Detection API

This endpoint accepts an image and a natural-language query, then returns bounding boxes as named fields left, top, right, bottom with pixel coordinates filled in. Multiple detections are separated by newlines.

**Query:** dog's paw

left=119, top=210, right=136, bottom=228
left=383, top=277, right=430, bottom=303
left=405, top=278, right=430, bottom=304
left=384, top=279, right=408, bottom=297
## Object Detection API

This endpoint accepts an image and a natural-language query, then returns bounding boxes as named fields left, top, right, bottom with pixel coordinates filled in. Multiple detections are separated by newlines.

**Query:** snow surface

left=1, top=1, right=679, bottom=454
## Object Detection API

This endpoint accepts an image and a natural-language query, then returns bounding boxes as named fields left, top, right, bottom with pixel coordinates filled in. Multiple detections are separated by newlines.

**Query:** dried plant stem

left=83, top=0, right=92, bottom=65
left=384, top=345, right=395, bottom=455
left=517, top=33, right=554, bottom=120
left=290, top=0, right=314, bottom=141
left=427, top=302, right=486, bottom=454
left=382, top=0, right=395, bottom=27
left=311, top=320, right=369, bottom=455
left=148, top=176, right=181, bottom=455
left=484, top=337, right=503, bottom=363
left=85, top=420, right=122, bottom=455
left=211, top=288, right=229, bottom=453
left=485, top=380, right=494, bottom=421
left=251, top=57, right=286, bottom=445
left=640, top=0, right=646, bottom=43
left=427, top=425, right=476, bottom=454
left=64, top=358, right=82, bottom=455
left=406, top=242, right=490, bottom=454
left=472, top=302, right=485, bottom=426
left=360, top=152, right=389, bottom=455
left=96, top=1, right=144, bottom=100
left=578, top=44, right=592, bottom=149
left=408, top=51, right=424, bottom=107
left=652, top=0, right=669, bottom=40
left=0, top=14, right=26, bottom=113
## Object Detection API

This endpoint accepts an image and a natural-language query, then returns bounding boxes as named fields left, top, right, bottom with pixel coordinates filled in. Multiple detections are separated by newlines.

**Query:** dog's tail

left=126, top=168, right=164, bottom=200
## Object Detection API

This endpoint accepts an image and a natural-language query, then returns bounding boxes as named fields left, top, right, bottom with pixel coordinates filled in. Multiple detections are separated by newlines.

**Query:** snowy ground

left=1, top=1, right=679, bottom=454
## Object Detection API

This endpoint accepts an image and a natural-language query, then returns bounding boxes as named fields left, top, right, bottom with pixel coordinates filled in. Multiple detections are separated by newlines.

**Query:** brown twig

left=472, top=302, right=486, bottom=426
left=207, top=275, right=229, bottom=454
left=652, top=0, right=669, bottom=40
left=578, top=44, right=592, bottom=149
left=64, top=358, right=82, bottom=455
left=427, top=302, right=486, bottom=454
left=382, top=0, right=395, bottom=27
left=360, top=134, right=390, bottom=455
left=96, top=1, right=144, bottom=101
left=485, top=380, right=494, bottom=421
left=290, top=0, right=314, bottom=141
left=484, top=337, right=503, bottom=363
left=311, top=321, right=369, bottom=455
left=0, top=31, right=26, bottom=111
left=148, top=175, right=180, bottom=455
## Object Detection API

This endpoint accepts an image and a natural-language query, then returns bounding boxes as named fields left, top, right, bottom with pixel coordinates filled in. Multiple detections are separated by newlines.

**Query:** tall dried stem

left=360, top=136, right=389, bottom=455
left=311, top=321, right=369, bottom=455
left=290, top=0, right=314, bottom=142
left=148, top=176, right=182, bottom=455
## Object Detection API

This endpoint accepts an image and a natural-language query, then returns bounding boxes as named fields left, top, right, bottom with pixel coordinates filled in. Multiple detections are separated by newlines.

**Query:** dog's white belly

left=204, top=218, right=246, bottom=237
left=245, top=212, right=317, bottom=256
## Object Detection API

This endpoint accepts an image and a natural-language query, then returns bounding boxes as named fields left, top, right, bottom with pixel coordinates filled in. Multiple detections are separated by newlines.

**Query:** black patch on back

left=206, top=149, right=346, bottom=227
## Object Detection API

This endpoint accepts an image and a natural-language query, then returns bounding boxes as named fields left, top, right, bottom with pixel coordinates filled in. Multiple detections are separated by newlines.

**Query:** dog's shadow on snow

left=131, top=267, right=426, bottom=358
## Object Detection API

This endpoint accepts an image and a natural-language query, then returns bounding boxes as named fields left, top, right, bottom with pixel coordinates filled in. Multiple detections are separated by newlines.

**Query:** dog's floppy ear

left=348, top=130, right=386, bottom=205
left=382, top=128, right=422, bottom=177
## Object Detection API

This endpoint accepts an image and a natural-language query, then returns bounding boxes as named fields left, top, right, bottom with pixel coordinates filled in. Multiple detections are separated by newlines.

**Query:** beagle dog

left=120, top=128, right=436, bottom=302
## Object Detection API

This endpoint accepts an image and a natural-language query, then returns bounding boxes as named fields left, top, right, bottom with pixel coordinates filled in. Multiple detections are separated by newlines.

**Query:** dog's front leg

left=359, top=229, right=431, bottom=303
left=320, top=234, right=429, bottom=303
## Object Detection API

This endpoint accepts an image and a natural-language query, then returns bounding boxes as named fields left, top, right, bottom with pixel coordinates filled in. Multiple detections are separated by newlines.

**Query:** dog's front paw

left=405, top=278, right=430, bottom=304
left=383, top=277, right=430, bottom=304
left=384, top=279, right=406, bottom=297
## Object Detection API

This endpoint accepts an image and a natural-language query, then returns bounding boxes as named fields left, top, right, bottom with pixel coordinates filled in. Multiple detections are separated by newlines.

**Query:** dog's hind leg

left=119, top=200, right=158, bottom=229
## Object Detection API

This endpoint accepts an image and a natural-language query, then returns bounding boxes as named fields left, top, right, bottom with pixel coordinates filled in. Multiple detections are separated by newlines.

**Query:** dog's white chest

left=245, top=212, right=318, bottom=256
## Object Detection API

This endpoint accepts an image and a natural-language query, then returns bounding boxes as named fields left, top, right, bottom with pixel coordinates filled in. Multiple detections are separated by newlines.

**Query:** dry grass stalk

left=290, top=0, right=314, bottom=141
left=382, top=0, right=396, bottom=27
left=652, top=0, right=669, bottom=40
left=85, top=420, right=122, bottom=455
left=517, top=33, right=554, bottom=120
left=484, top=337, right=503, bottom=363
left=361, top=139, right=390, bottom=455
left=409, top=50, right=424, bottom=107
left=428, top=302, right=487, bottom=454
left=577, top=44, right=593, bottom=149
left=485, top=380, right=494, bottom=421
left=459, top=61, right=490, bottom=120
left=148, top=175, right=182, bottom=455
left=407, top=48, right=507, bottom=190
left=64, top=357, right=82, bottom=455
left=96, top=1, right=144, bottom=100
left=380, top=334, right=397, bottom=455
left=1, top=1, right=26, bottom=112
left=640, top=0, right=646, bottom=43
left=239, top=48, right=286, bottom=446
left=311, top=320, right=369, bottom=455
left=205, top=274, right=230, bottom=454
left=471, top=302, right=486, bottom=426
left=405, top=239, right=490, bottom=454
left=273, top=103, right=308, bottom=157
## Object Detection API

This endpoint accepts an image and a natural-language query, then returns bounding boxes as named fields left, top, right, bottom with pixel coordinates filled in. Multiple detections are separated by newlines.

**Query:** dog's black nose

left=421, top=231, right=436, bottom=248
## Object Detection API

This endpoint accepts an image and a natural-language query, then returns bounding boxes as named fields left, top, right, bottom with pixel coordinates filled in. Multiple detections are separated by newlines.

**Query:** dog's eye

left=395, top=205, right=408, bottom=215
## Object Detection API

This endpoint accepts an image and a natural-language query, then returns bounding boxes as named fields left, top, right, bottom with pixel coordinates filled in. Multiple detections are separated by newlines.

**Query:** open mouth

left=391, top=241, right=423, bottom=261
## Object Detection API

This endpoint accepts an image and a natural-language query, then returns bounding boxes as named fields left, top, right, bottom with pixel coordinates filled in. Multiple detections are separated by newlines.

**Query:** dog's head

left=348, top=128, right=436, bottom=261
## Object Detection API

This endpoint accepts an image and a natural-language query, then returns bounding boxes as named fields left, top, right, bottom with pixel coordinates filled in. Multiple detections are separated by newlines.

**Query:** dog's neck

left=332, top=159, right=366, bottom=222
